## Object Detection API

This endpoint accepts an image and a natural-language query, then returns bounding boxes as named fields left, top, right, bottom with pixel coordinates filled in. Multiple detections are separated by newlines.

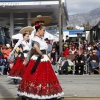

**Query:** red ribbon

left=35, top=23, right=39, bottom=27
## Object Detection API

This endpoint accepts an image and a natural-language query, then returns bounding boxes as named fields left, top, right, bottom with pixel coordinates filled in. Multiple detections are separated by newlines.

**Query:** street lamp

left=59, top=0, right=63, bottom=55
left=76, top=33, right=83, bottom=54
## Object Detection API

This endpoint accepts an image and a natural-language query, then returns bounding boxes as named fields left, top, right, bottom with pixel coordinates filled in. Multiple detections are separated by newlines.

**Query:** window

left=0, top=28, right=5, bottom=36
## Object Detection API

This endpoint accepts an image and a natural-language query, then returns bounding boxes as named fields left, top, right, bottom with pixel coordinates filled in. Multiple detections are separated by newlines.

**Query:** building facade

left=90, top=21, right=100, bottom=42
left=0, top=0, right=68, bottom=38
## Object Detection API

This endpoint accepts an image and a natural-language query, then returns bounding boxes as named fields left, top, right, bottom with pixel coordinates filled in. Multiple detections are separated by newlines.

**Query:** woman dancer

left=11, top=26, right=34, bottom=52
left=17, top=24, right=64, bottom=100
left=8, top=27, right=34, bottom=84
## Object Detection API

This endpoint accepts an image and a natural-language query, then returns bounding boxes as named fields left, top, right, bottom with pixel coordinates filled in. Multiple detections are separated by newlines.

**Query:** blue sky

left=65, top=0, right=100, bottom=15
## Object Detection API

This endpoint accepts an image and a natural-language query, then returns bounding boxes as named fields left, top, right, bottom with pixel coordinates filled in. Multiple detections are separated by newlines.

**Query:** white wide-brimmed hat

left=19, top=26, right=34, bottom=34
left=28, top=15, right=52, bottom=25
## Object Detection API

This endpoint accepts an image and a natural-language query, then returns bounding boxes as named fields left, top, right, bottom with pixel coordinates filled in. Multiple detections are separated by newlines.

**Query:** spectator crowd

left=0, top=35, right=100, bottom=75
left=45, top=35, right=100, bottom=75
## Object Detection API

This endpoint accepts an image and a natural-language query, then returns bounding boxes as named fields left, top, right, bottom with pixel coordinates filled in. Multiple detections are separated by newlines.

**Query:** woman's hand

left=76, top=60, right=78, bottom=63
left=41, top=55, right=44, bottom=59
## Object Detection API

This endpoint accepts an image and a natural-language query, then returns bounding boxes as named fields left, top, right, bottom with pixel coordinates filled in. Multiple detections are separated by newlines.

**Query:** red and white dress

left=17, top=36, right=64, bottom=99
left=8, top=40, right=30, bottom=80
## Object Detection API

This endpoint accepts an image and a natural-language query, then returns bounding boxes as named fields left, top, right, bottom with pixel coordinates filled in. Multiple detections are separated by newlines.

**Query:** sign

left=0, top=0, right=59, bottom=7
left=0, top=0, right=58, bottom=2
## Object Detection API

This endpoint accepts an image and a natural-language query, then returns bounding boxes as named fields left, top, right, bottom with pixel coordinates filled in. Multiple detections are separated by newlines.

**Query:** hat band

left=35, top=21, right=44, bottom=24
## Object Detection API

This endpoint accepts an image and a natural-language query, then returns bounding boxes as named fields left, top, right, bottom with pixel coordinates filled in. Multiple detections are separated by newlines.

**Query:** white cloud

left=66, top=0, right=100, bottom=15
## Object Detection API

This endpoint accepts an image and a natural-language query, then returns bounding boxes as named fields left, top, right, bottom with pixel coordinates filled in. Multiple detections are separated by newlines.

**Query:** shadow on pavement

left=0, top=83, right=21, bottom=100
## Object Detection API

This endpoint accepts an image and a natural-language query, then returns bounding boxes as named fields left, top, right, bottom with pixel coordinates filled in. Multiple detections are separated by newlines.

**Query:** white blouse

left=32, top=36, right=48, bottom=50
left=14, top=26, right=48, bottom=51
left=13, top=40, right=30, bottom=51
left=21, top=40, right=30, bottom=51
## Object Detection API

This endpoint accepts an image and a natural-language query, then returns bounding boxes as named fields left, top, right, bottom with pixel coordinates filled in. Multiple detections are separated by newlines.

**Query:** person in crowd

left=60, top=51, right=74, bottom=75
left=0, top=58, right=4, bottom=75
left=50, top=47, right=58, bottom=74
left=97, top=42, right=100, bottom=51
left=88, top=43, right=92, bottom=51
left=66, top=51, right=75, bottom=62
left=62, top=44, right=69, bottom=57
left=17, top=24, right=64, bottom=100
left=56, top=41, right=59, bottom=55
left=65, top=35, right=70, bottom=45
left=0, top=49, right=4, bottom=59
left=95, top=48, right=100, bottom=60
left=83, top=50, right=89, bottom=61
left=4, top=44, right=11, bottom=59
left=75, top=52, right=85, bottom=75
left=70, top=46, right=77, bottom=54
left=45, top=38, right=52, bottom=57
left=1, top=58, right=10, bottom=75
left=89, top=50, right=99, bottom=74
left=1, top=45, right=6, bottom=57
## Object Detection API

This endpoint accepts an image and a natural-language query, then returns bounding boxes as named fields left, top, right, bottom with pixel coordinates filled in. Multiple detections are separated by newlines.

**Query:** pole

left=59, top=0, right=62, bottom=55
left=79, top=38, right=81, bottom=54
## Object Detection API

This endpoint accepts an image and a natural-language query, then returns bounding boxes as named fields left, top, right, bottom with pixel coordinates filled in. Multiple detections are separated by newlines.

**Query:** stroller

left=57, top=57, right=74, bottom=75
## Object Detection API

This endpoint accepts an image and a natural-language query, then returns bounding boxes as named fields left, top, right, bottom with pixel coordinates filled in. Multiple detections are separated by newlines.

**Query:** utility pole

left=59, top=0, right=63, bottom=55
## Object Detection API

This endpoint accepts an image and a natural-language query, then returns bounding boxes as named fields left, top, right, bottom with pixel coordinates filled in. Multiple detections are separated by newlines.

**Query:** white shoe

left=55, top=73, right=58, bottom=76
left=0, top=72, right=3, bottom=75
left=7, top=72, right=9, bottom=75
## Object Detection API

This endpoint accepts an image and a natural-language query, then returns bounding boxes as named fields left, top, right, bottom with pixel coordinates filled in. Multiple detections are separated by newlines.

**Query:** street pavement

left=0, top=75, right=100, bottom=99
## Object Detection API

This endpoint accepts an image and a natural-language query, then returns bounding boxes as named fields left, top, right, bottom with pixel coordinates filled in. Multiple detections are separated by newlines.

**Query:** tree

left=67, top=26, right=74, bottom=30
left=82, top=22, right=91, bottom=30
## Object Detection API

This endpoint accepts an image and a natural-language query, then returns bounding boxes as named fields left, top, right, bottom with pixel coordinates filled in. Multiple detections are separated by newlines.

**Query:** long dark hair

left=35, top=24, right=45, bottom=32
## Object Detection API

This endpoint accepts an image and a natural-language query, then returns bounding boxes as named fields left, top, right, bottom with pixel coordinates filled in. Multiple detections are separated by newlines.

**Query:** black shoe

left=49, top=98, right=57, bottom=100
left=57, top=97, right=64, bottom=100
left=21, top=97, right=26, bottom=100
left=13, top=79, right=17, bottom=84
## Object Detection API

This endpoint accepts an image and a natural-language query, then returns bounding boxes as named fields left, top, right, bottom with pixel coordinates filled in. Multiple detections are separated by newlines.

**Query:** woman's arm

left=13, top=39, right=23, bottom=52
left=33, top=44, right=42, bottom=56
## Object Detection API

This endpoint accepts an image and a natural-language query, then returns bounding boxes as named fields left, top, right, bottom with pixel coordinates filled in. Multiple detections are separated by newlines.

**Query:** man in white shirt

left=45, top=38, right=52, bottom=57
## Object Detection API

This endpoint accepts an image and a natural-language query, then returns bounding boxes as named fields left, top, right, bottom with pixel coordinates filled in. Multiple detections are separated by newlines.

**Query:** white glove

left=23, top=59, right=29, bottom=66
left=23, top=50, right=33, bottom=66
left=10, top=51, right=14, bottom=56
left=8, top=51, right=14, bottom=62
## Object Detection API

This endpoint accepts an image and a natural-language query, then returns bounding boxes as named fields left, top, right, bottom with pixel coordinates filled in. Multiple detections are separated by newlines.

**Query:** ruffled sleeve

left=32, top=40, right=40, bottom=48
left=13, top=39, right=23, bottom=51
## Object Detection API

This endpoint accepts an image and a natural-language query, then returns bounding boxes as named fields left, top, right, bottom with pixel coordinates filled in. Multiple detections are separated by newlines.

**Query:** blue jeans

left=90, top=61, right=99, bottom=73
left=0, top=66, right=5, bottom=74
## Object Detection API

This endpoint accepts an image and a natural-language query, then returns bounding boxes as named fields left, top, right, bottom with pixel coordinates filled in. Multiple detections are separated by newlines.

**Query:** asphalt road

left=0, top=75, right=100, bottom=99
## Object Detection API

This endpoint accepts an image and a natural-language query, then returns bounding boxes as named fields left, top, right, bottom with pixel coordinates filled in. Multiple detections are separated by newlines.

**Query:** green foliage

left=82, top=22, right=92, bottom=30
left=67, top=26, right=74, bottom=30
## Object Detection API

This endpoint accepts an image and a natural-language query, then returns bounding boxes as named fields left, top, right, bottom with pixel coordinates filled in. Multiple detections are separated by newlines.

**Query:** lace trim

left=17, top=91, right=64, bottom=99
left=7, top=76, right=22, bottom=80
